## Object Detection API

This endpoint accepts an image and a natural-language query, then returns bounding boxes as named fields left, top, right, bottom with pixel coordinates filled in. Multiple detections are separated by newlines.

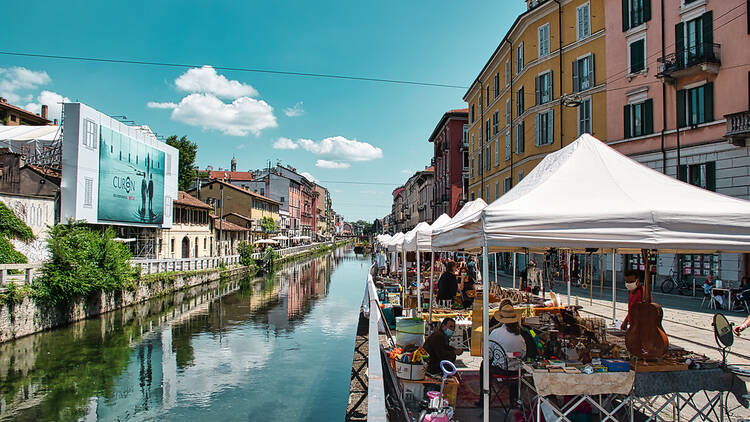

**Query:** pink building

left=428, top=108, right=469, bottom=218
left=605, top=0, right=750, bottom=282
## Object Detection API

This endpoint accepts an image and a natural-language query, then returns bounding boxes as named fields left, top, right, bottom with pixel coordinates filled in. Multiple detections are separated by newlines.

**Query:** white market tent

left=431, top=134, right=750, bottom=421
left=431, top=198, right=487, bottom=251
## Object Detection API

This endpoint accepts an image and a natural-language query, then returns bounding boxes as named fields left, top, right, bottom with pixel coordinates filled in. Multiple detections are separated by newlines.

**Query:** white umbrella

left=271, top=235, right=288, bottom=240
left=255, top=239, right=279, bottom=245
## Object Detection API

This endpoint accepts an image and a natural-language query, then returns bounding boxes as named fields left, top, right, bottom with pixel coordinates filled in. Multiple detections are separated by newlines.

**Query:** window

left=493, top=111, right=499, bottom=134
left=463, top=150, right=469, bottom=168
left=624, top=99, right=654, bottom=138
left=519, top=171, right=525, bottom=182
left=535, top=72, right=553, bottom=105
left=495, top=182, right=500, bottom=199
left=515, top=122, right=525, bottom=154
left=678, top=161, right=716, bottom=191
left=505, top=132, right=511, bottom=160
left=505, top=61, right=511, bottom=86
left=486, top=186, right=490, bottom=201
left=535, top=110, right=554, bottom=146
left=505, top=99, right=511, bottom=125
left=470, top=192, right=475, bottom=201
left=577, top=2, right=591, bottom=40
left=675, top=12, right=714, bottom=69
left=166, top=153, right=172, bottom=175
left=470, top=157, right=475, bottom=178
left=578, top=97, right=592, bottom=135
left=494, top=73, right=500, bottom=98
left=503, top=177, right=512, bottom=193
left=629, top=38, right=646, bottom=74
left=171, top=238, right=175, bottom=253
left=83, top=119, right=97, bottom=149
left=516, top=42, right=524, bottom=74
left=677, top=83, right=713, bottom=127
left=622, top=0, right=651, bottom=31
left=485, top=119, right=491, bottom=142
left=463, top=176, right=469, bottom=200
left=485, top=144, right=491, bottom=172
left=517, top=86, right=524, bottom=116
left=471, top=133, right=475, bottom=151
left=83, top=177, right=93, bottom=208
left=538, top=24, right=550, bottom=58
left=494, top=139, right=499, bottom=166
left=573, top=54, right=595, bottom=92
left=470, top=104, right=475, bottom=123
left=280, top=196, right=285, bottom=203
left=479, top=95, right=482, bottom=112
left=486, top=86, right=490, bottom=106
left=463, top=124, right=469, bottom=146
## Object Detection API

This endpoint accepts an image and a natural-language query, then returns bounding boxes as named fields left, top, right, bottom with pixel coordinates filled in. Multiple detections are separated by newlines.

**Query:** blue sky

left=0, top=0, right=524, bottom=221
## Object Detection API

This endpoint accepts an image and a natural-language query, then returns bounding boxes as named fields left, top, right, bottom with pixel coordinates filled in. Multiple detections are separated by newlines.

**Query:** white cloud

left=400, top=169, right=413, bottom=175
left=284, top=101, right=304, bottom=117
left=146, top=101, right=177, bottom=109
left=175, top=65, right=258, bottom=99
left=25, top=90, right=70, bottom=121
left=300, top=171, right=318, bottom=183
left=297, top=136, right=382, bottom=162
left=333, top=189, right=343, bottom=193
left=160, top=93, right=277, bottom=136
left=0, top=67, right=51, bottom=104
left=360, top=189, right=383, bottom=195
left=316, top=159, right=350, bottom=169
left=272, top=137, right=298, bottom=150
left=236, top=144, right=247, bottom=150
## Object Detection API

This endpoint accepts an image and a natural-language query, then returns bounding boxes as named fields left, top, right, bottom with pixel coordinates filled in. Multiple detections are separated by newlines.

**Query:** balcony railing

left=725, top=110, right=750, bottom=146
left=657, top=43, right=721, bottom=77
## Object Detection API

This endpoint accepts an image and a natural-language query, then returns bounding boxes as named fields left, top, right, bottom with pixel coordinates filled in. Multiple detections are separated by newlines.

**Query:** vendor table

left=519, top=362, right=634, bottom=422
left=710, top=287, right=736, bottom=311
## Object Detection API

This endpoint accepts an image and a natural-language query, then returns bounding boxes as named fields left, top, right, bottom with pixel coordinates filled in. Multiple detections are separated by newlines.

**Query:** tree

left=260, top=216, right=276, bottom=234
left=166, top=135, right=198, bottom=191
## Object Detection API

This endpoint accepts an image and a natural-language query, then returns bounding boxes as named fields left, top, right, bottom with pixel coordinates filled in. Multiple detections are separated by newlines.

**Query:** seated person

left=737, top=276, right=750, bottom=310
left=488, top=305, right=527, bottom=373
left=423, top=317, right=463, bottom=375
left=703, top=272, right=724, bottom=308
left=437, top=261, right=459, bottom=304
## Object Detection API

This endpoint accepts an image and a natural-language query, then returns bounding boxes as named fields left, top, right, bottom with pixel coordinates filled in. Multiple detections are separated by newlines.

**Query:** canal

left=0, top=247, right=368, bottom=421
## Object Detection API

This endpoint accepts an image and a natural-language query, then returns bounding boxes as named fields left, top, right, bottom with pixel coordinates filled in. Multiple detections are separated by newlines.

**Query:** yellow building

left=464, top=0, right=606, bottom=203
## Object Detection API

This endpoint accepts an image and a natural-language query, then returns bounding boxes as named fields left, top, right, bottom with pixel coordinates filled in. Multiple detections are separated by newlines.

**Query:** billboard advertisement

left=97, top=126, right=165, bottom=224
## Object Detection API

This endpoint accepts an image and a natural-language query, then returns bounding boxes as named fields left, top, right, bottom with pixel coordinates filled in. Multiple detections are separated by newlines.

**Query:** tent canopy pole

left=416, top=248, right=421, bottom=311
left=482, top=246, right=490, bottom=422
left=429, top=252, right=435, bottom=325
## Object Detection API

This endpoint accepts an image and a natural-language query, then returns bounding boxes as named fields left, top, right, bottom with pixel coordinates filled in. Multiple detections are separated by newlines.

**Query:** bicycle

left=660, top=268, right=693, bottom=295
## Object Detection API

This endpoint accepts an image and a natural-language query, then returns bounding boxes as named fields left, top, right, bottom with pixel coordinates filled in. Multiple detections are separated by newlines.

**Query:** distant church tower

left=231, top=156, right=237, bottom=172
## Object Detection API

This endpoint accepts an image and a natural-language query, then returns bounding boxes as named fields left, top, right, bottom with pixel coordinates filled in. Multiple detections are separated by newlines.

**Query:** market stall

left=430, top=134, right=750, bottom=422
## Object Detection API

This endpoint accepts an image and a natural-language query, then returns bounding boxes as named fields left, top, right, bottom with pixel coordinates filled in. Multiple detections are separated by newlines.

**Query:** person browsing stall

left=423, top=317, right=463, bottom=375
left=437, top=261, right=459, bottom=304
left=621, top=270, right=650, bottom=331
left=488, top=305, right=527, bottom=372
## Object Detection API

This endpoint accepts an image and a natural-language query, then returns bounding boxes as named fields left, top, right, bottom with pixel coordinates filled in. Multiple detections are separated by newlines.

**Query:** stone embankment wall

left=0, top=266, right=252, bottom=343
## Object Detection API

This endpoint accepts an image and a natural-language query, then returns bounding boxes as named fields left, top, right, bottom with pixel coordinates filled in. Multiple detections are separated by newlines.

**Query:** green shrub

left=237, top=241, right=255, bottom=267
left=34, top=221, right=138, bottom=305
left=0, top=202, right=34, bottom=241
left=0, top=236, right=27, bottom=264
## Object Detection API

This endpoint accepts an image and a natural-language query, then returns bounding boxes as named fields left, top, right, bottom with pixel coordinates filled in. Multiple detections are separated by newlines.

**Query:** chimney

left=0, top=97, right=6, bottom=103
left=41, top=105, right=48, bottom=120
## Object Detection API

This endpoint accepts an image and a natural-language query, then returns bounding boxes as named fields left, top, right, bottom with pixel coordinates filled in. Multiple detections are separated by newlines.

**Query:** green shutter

left=705, top=82, right=714, bottom=122
left=622, top=0, right=630, bottom=31
left=678, top=164, right=688, bottom=182
left=644, top=0, right=652, bottom=22
left=706, top=161, right=716, bottom=191
left=572, top=60, right=579, bottom=93
left=624, top=104, right=632, bottom=138
left=644, top=99, right=654, bottom=135
left=675, top=22, right=685, bottom=68
left=703, top=11, right=713, bottom=46
left=676, top=89, right=687, bottom=128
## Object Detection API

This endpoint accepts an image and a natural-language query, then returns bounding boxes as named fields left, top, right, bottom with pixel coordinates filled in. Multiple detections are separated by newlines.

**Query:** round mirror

left=714, top=313, right=734, bottom=348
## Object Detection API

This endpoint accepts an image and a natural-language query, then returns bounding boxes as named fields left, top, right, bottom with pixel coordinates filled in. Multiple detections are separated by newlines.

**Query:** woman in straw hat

left=488, top=305, right=527, bottom=373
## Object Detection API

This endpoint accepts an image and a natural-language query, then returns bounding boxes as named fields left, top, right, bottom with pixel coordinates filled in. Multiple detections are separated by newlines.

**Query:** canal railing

left=364, top=267, right=388, bottom=422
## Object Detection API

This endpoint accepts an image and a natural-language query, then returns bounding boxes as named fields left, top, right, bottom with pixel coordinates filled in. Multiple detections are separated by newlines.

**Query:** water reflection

left=0, top=248, right=363, bottom=421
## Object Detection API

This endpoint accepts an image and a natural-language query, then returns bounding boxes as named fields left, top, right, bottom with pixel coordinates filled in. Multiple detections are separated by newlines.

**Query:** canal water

left=0, top=247, right=368, bottom=421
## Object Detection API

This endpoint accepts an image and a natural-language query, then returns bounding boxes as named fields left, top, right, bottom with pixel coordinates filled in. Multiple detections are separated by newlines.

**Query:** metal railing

left=365, top=267, right=387, bottom=422
left=657, top=43, right=721, bottom=75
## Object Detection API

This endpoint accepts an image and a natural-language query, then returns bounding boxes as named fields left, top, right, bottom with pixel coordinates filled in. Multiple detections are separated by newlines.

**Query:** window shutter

left=624, top=104, right=632, bottom=138
left=535, top=76, right=541, bottom=105
left=572, top=60, right=579, bottom=93
left=678, top=165, right=687, bottom=182
left=549, top=73, right=553, bottom=102
left=675, top=22, right=685, bottom=68
left=548, top=110, right=554, bottom=144
left=705, top=82, right=714, bottom=122
left=644, top=0, right=651, bottom=22
left=703, top=11, right=713, bottom=46
left=676, top=89, right=687, bottom=128
left=706, top=161, right=716, bottom=191
left=590, top=54, right=595, bottom=87
left=644, top=99, right=654, bottom=134
left=622, top=0, right=630, bottom=31
left=535, top=114, right=540, bottom=146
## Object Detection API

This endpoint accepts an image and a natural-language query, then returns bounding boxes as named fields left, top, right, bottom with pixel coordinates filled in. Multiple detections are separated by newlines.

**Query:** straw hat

left=494, top=304, right=520, bottom=324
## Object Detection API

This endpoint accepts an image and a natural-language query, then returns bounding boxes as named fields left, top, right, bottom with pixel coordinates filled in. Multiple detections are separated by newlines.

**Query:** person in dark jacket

left=423, top=317, right=462, bottom=375
left=437, top=261, right=459, bottom=303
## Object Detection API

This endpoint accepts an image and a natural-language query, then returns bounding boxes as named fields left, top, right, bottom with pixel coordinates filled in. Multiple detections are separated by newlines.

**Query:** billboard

left=97, top=126, right=165, bottom=224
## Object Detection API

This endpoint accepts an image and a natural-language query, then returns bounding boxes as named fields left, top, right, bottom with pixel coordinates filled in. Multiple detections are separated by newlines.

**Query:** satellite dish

left=713, top=313, right=733, bottom=365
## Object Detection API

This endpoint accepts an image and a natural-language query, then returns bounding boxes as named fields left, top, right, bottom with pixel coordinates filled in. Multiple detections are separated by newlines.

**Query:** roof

left=0, top=125, right=60, bottom=141
left=210, top=215, right=250, bottom=232
left=174, top=191, right=212, bottom=209
left=0, top=100, right=51, bottom=125
left=427, top=109, right=468, bottom=143
left=190, top=179, right=280, bottom=205
left=23, top=164, right=61, bottom=184
left=223, top=212, right=251, bottom=221
left=208, top=170, right=254, bottom=182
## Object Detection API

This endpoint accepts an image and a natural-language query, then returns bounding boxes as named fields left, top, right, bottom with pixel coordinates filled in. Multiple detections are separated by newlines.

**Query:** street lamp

left=561, top=94, right=583, bottom=108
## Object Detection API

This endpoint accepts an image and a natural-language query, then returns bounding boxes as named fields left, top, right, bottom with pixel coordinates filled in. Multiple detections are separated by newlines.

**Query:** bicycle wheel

left=678, top=281, right=693, bottom=296
left=660, top=278, right=675, bottom=294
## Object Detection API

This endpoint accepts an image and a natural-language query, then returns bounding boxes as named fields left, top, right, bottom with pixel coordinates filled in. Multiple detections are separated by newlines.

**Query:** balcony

left=657, top=43, right=721, bottom=79
left=725, top=110, right=750, bottom=147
